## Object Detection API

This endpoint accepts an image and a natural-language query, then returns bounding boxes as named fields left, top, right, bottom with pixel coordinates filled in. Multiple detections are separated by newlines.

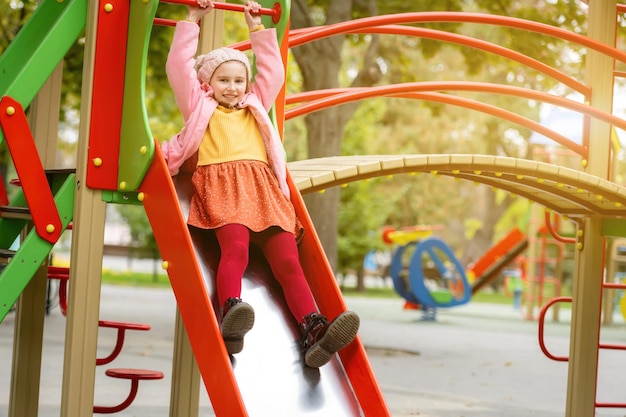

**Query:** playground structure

left=385, top=225, right=471, bottom=313
left=1, top=1, right=626, bottom=417
left=381, top=225, right=528, bottom=317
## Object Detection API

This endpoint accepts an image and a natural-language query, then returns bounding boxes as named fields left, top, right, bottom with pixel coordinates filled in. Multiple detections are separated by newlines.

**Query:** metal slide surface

left=174, top=172, right=362, bottom=416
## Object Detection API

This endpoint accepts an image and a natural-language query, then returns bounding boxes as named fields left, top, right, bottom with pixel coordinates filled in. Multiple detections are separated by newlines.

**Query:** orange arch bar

left=287, top=88, right=587, bottom=157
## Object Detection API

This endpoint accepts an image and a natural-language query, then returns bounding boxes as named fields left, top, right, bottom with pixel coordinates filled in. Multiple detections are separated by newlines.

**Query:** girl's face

left=209, top=61, right=248, bottom=108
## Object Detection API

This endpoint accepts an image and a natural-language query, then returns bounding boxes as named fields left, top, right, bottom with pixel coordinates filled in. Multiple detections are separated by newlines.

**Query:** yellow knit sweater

left=197, top=106, right=268, bottom=166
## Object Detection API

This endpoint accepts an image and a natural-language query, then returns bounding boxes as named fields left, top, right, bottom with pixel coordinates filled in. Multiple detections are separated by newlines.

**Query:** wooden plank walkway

left=287, top=154, right=626, bottom=218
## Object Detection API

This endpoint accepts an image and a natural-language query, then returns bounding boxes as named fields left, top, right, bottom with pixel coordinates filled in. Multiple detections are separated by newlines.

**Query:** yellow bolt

left=452, top=170, right=460, bottom=174
left=616, top=202, right=623, bottom=208
left=576, top=242, right=583, bottom=250
left=119, top=181, right=126, bottom=190
left=104, top=3, right=113, bottom=12
left=474, top=170, right=482, bottom=175
left=577, top=188, right=584, bottom=193
left=581, top=159, right=588, bottom=167
left=46, top=224, right=55, bottom=233
left=577, top=229, right=583, bottom=237
left=140, top=146, right=147, bottom=155
left=557, top=183, right=564, bottom=188
left=341, top=183, right=348, bottom=188
left=318, top=189, right=325, bottom=194
left=430, top=170, right=438, bottom=175
left=6, top=106, right=15, bottom=116
left=495, top=172, right=502, bottom=177
left=162, top=261, right=169, bottom=270
left=137, top=192, right=145, bottom=201
left=596, top=195, right=603, bottom=200
left=537, top=178, right=544, bottom=183
left=516, top=175, right=524, bottom=180
left=92, top=157, right=103, bottom=167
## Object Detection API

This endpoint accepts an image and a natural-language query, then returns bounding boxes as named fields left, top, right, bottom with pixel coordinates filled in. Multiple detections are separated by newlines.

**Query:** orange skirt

left=188, top=160, right=302, bottom=238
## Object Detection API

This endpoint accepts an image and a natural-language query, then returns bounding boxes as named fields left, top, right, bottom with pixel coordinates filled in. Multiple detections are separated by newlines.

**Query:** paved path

left=2, top=284, right=626, bottom=416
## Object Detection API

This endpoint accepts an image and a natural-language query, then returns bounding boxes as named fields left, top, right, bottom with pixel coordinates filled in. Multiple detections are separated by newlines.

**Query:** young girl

left=161, top=0, right=360, bottom=368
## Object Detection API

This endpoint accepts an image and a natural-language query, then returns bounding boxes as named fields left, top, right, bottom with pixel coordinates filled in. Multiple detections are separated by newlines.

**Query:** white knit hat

left=195, top=47, right=251, bottom=84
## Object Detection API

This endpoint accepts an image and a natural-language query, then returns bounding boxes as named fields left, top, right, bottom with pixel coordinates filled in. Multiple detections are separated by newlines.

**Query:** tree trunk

left=290, top=0, right=380, bottom=272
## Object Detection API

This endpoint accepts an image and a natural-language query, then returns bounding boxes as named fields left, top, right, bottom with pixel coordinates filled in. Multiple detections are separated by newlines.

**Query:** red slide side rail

left=0, top=96, right=61, bottom=243
left=471, top=227, right=525, bottom=279
left=288, top=174, right=391, bottom=417
left=140, top=144, right=248, bottom=416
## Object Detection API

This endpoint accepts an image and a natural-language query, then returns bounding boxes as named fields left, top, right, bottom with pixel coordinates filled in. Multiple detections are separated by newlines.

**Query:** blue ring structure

left=390, top=237, right=471, bottom=308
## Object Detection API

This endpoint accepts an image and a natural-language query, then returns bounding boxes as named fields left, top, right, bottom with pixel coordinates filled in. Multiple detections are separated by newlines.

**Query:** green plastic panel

left=117, top=0, right=158, bottom=191
left=0, top=0, right=86, bottom=143
left=0, top=174, right=75, bottom=322
left=601, top=218, right=626, bottom=238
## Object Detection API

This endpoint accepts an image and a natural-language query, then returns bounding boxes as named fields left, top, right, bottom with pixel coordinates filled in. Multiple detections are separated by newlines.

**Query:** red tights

left=214, top=224, right=317, bottom=322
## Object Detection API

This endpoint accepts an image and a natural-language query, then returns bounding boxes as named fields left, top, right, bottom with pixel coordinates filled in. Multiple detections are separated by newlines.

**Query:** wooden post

left=565, top=1, right=617, bottom=416
left=59, top=0, right=107, bottom=415
left=8, top=62, right=63, bottom=417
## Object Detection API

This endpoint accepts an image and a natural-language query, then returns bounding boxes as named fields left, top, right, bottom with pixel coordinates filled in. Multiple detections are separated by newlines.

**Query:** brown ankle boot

left=299, top=311, right=360, bottom=368
left=221, top=298, right=254, bottom=355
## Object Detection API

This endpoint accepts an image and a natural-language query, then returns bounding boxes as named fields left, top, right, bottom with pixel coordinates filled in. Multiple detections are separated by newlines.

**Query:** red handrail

left=543, top=211, right=576, bottom=244
left=160, top=0, right=281, bottom=23
left=538, top=296, right=571, bottom=362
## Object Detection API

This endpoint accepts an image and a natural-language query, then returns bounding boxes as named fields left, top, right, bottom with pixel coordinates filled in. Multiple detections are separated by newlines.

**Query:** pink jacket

left=161, top=22, right=289, bottom=197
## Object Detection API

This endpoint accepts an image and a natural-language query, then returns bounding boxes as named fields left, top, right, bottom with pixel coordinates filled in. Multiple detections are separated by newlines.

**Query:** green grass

left=101, top=272, right=567, bottom=307
left=101, top=270, right=170, bottom=288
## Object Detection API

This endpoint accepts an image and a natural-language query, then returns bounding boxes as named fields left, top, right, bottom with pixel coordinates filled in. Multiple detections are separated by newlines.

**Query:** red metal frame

left=284, top=81, right=626, bottom=159
left=291, top=25, right=587, bottom=95
left=538, top=294, right=626, bottom=409
left=162, top=0, right=281, bottom=24
left=47, top=267, right=151, bottom=366
left=544, top=211, right=576, bottom=245
left=288, top=88, right=584, bottom=157
left=287, top=173, right=391, bottom=417
left=86, top=0, right=129, bottom=190
left=92, top=369, right=164, bottom=414
left=0, top=96, right=62, bottom=244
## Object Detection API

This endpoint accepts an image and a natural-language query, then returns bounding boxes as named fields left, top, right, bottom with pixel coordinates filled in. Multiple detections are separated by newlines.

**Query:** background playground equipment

left=384, top=226, right=471, bottom=315
left=3, top=1, right=626, bottom=417
left=384, top=225, right=529, bottom=315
